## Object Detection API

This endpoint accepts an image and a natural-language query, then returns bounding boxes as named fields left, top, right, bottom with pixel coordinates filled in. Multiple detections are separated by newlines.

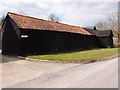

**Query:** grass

left=27, top=48, right=119, bottom=61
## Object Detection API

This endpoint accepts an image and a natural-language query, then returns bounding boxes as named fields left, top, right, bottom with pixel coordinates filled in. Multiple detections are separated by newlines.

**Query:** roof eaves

left=7, top=12, right=92, bottom=35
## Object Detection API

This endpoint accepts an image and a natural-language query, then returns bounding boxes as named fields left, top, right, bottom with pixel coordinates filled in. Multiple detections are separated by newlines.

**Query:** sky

left=0, top=0, right=119, bottom=27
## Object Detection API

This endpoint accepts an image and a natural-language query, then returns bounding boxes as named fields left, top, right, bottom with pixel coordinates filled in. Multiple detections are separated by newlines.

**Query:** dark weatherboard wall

left=97, top=36, right=114, bottom=48
left=84, top=28, right=114, bottom=48
left=2, top=16, right=20, bottom=55
left=20, top=29, right=97, bottom=56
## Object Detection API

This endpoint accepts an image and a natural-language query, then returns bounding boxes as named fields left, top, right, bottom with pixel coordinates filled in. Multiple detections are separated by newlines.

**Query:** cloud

left=0, top=1, right=118, bottom=27
left=46, top=2, right=118, bottom=26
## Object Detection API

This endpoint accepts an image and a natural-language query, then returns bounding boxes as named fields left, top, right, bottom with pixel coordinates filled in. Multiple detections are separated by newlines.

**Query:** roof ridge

left=8, top=12, right=53, bottom=23
left=7, top=12, right=87, bottom=29
left=7, top=12, right=92, bottom=35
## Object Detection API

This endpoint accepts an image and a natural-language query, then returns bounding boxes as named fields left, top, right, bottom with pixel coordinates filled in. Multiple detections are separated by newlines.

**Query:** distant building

left=83, top=26, right=97, bottom=30
left=83, top=28, right=114, bottom=48
left=1, top=12, right=114, bottom=56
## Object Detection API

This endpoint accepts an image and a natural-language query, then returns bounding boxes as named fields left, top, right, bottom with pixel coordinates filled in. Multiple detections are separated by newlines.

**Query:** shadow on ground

left=2, top=55, right=24, bottom=63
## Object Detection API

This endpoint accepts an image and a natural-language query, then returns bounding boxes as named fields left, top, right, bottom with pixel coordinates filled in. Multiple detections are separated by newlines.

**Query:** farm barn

left=1, top=12, right=113, bottom=56
left=84, top=28, right=114, bottom=48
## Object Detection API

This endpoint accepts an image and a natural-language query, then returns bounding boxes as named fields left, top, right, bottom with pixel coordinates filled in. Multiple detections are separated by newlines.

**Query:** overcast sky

left=0, top=0, right=119, bottom=27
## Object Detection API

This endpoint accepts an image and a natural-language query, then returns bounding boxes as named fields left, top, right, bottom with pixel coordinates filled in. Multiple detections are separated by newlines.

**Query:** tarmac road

left=2, top=55, right=79, bottom=88
left=8, top=57, right=118, bottom=88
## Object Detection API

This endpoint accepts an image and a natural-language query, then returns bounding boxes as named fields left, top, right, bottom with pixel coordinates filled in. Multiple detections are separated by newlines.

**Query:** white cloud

left=0, top=1, right=118, bottom=27
left=45, top=2, right=118, bottom=26
left=36, top=2, right=50, bottom=9
left=40, top=0, right=119, bottom=2
left=2, top=0, right=35, bottom=4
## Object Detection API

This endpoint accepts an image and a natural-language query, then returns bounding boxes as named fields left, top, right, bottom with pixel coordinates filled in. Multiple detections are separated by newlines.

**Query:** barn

left=84, top=28, right=114, bottom=48
left=1, top=12, right=113, bottom=56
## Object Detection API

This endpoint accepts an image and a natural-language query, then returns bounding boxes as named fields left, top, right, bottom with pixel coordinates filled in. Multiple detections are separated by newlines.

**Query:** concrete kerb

left=25, top=55, right=119, bottom=64
left=25, top=58, right=64, bottom=63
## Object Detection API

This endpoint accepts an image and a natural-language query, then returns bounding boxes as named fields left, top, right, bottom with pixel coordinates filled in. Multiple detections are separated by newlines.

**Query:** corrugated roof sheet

left=7, top=12, right=92, bottom=35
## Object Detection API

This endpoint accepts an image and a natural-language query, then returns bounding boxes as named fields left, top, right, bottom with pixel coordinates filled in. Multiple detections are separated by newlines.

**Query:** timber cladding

left=1, top=12, right=114, bottom=56
left=20, top=29, right=96, bottom=55
left=2, top=16, right=20, bottom=55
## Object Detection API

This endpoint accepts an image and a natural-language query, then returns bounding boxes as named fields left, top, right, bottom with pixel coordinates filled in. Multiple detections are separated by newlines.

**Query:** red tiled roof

left=7, top=12, right=92, bottom=35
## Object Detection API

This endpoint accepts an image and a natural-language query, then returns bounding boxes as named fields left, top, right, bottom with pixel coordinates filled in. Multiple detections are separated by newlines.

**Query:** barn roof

left=84, top=28, right=113, bottom=37
left=7, top=12, right=92, bottom=35
left=83, top=26, right=97, bottom=30
left=83, top=28, right=97, bottom=35
left=95, top=30, right=112, bottom=37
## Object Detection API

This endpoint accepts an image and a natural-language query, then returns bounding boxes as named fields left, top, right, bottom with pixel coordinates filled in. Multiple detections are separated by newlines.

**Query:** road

left=2, top=55, right=78, bottom=88
left=6, top=57, right=118, bottom=88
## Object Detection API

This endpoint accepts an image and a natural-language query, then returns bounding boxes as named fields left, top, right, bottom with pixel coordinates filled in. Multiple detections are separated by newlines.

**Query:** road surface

left=2, top=55, right=78, bottom=88
left=6, top=57, right=118, bottom=88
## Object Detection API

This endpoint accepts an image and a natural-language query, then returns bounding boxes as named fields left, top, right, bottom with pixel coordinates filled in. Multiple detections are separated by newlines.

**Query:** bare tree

left=95, top=13, right=120, bottom=47
left=48, top=14, right=60, bottom=22
left=108, top=14, right=118, bottom=30
left=107, top=14, right=119, bottom=47
left=0, top=16, right=5, bottom=29
left=96, top=21, right=109, bottom=30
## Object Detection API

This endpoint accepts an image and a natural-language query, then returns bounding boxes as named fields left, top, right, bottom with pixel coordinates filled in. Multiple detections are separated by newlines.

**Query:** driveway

left=2, top=56, right=118, bottom=88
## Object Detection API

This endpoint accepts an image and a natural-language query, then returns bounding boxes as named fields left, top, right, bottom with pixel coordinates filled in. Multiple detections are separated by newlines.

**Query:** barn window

left=21, top=35, right=28, bottom=38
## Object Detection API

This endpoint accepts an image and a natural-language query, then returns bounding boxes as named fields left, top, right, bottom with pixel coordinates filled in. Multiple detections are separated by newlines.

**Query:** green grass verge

left=27, top=48, right=119, bottom=61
